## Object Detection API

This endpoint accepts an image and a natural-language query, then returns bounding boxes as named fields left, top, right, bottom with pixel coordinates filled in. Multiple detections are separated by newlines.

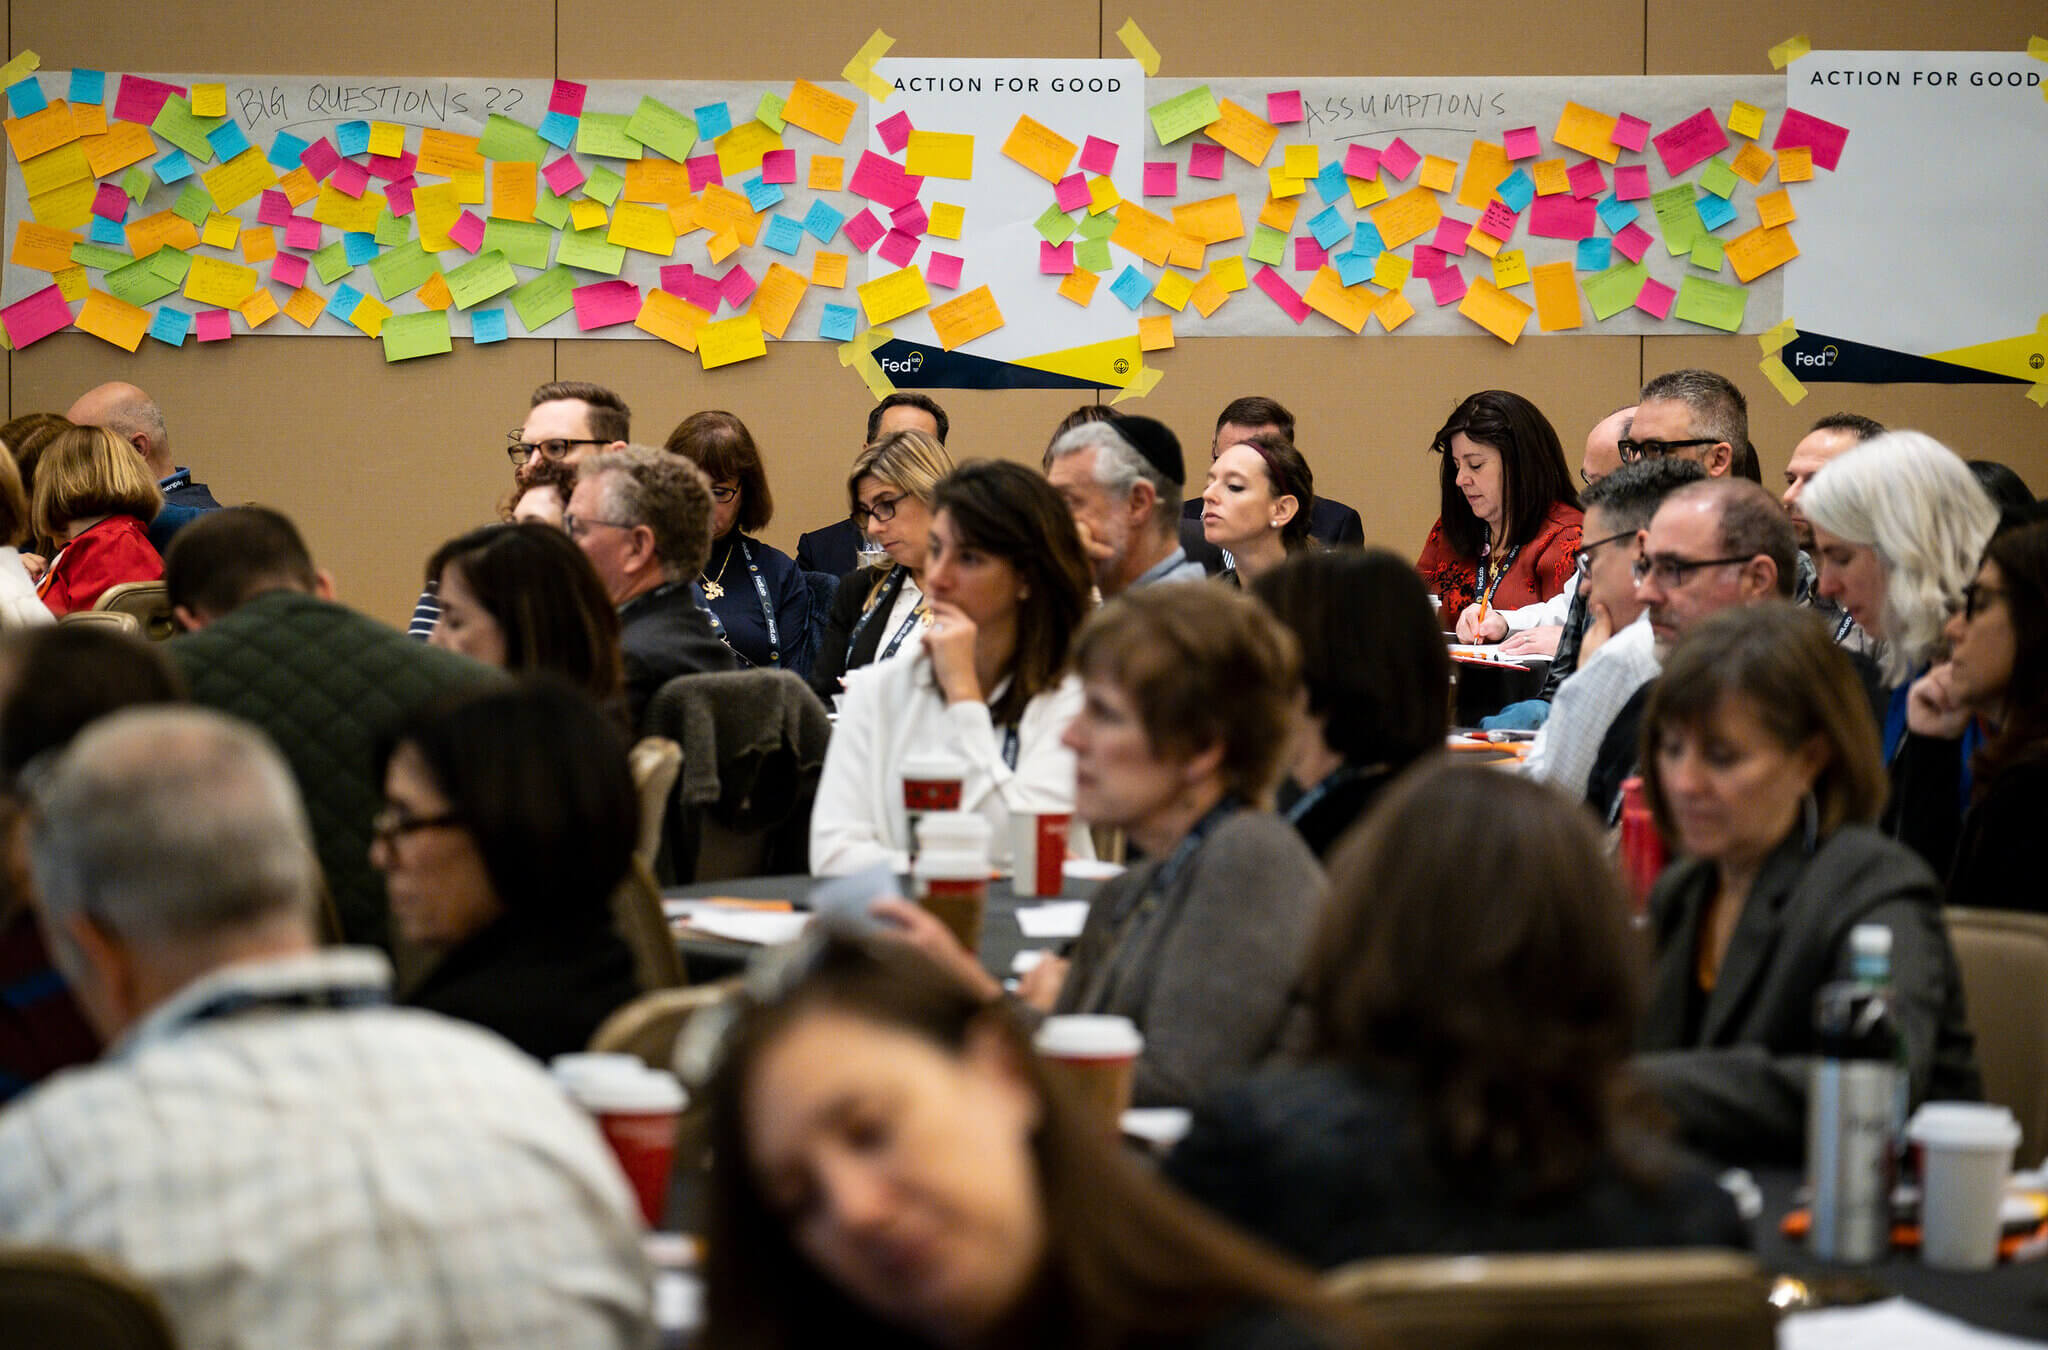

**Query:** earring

left=1801, top=789, right=1820, bottom=854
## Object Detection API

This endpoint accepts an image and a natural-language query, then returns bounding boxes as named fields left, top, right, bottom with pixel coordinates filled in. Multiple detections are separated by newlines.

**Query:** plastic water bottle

left=1807, top=924, right=1903, bottom=1263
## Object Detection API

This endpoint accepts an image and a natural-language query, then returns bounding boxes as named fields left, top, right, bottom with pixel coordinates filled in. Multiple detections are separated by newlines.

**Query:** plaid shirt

left=0, top=906, right=98, bottom=1105
left=0, top=948, right=654, bottom=1350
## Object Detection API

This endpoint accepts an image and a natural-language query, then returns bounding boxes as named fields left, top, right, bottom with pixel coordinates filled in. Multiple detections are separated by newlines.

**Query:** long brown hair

left=427, top=523, right=624, bottom=715
left=1972, top=520, right=2048, bottom=792
left=1430, top=390, right=1579, bottom=561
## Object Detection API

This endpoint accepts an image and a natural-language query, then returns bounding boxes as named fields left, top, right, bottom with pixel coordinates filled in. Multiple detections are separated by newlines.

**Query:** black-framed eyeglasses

left=1617, top=436, right=1719, bottom=464
left=370, top=806, right=463, bottom=846
left=506, top=431, right=606, bottom=466
left=563, top=513, right=637, bottom=542
left=1632, top=554, right=1754, bottom=587
left=852, top=492, right=907, bottom=525
left=708, top=484, right=739, bottom=504
left=1961, top=582, right=2006, bottom=621
left=1574, top=529, right=1639, bottom=577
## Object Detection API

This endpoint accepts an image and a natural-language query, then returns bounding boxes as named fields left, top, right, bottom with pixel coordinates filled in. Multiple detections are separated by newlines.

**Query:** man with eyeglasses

left=1622, top=369, right=1747, bottom=481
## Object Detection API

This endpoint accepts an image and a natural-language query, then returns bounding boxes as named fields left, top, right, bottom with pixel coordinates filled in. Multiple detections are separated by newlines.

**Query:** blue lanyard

left=1283, top=765, right=1370, bottom=826
left=702, top=537, right=783, bottom=668
left=1001, top=724, right=1020, bottom=771
left=1477, top=541, right=1523, bottom=605
left=845, top=566, right=908, bottom=651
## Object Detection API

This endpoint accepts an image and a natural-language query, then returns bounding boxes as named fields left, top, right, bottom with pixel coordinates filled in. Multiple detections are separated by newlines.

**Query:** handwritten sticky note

left=1189, top=143, right=1226, bottom=180
left=1136, top=161, right=1178, bottom=199
left=1689, top=234, right=1724, bottom=272
left=745, top=261, right=807, bottom=337
left=1058, top=268, right=1098, bottom=305
left=1613, top=165, right=1651, bottom=201
left=1080, top=135, right=1119, bottom=176
left=1768, top=33, right=1812, bottom=69
left=877, top=228, right=919, bottom=268
left=1728, top=143, right=1774, bottom=185
left=1371, top=251, right=1409, bottom=290
left=857, top=265, right=930, bottom=325
left=1553, top=102, right=1620, bottom=163
left=1754, top=188, right=1796, bottom=230
left=1116, top=17, right=1162, bottom=75
left=1774, top=109, right=1850, bottom=172
left=929, top=284, right=1004, bottom=349
left=1727, top=101, right=1767, bottom=141
left=1428, top=266, right=1468, bottom=307
left=76, top=287, right=148, bottom=350
left=906, top=130, right=974, bottom=180
left=376, top=307, right=449, bottom=362
left=1502, top=126, right=1541, bottom=160
left=1724, top=223, right=1799, bottom=282
left=1576, top=237, right=1613, bottom=271
left=1055, top=173, right=1091, bottom=212
left=809, top=250, right=847, bottom=288
left=1529, top=261, right=1582, bottom=332
left=1672, top=274, right=1745, bottom=330
left=1495, top=168, right=1534, bottom=212
left=781, top=79, right=855, bottom=146
left=1459, top=277, right=1532, bottom=343
left=1699, top=157, right=1739, bottom=199
left=1530, top=195, right=1596, bottom=240
left=1417, top=154, right=1457, bottom=193
left=1149, top=86, right=1221, bottom=146
left=1492, top=249, right=1530, bottom=289
left=817, top=302, right=857, bottom=343
left=697, top=314, right=767, bottom=369
left=1379, top=138, right=1421, bottom=180
left=1002, top=115, right=1076, bottom=183
left=1634, top=277, right=1676, bottom=320
left=1652, top=109, right=1730, bottom=178
left=1695, top=193, right=1737, bottom=233
left=1651, top=185, right=1701, bottom=254
left=876, top=110, right=913, bottom=154
left=183, top=254, right=258, bottom=307
left=1567, top=160, right=1606, bottom=200
left=568, top=278, right=639, bottom=331
left=1774, top=146, right=1814, bottom=184
left=1531, top=159, right=1569, bottom=197
left=445, top=250, right=518, bottom=309
left=1369, top=187, right=1441, bottom=249
left=1582, top=261, right=1647, bottom=319
left=1075, top=237, right=1113, bottom=272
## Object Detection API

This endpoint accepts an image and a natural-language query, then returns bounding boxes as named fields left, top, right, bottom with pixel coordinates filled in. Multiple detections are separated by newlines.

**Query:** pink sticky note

left=572, top=279, right=641, bottom=330
left=1055, top=173, right=1092, bottom=212
left=844, top=208, right=885, bottom=253
left=112, top=75, right=184, bottom=126
left=257, top=191, right=294, bottom=227
left=195, top=309, right=233, bottom=342
left=1251, top=265, right=1311, bottom=324
left=660, top=264, right=696, bottom=297
left=1651, top=108, right=1730, bottom=178
left=847, top=151, right=922, bottom=208
left=1611, top=113, right=1651, bottom=153
left=1190, top=143, right=1226, bottom=179
left=1080, top=136, right=1118, bottom=176
left=385, top=177, right=416, bottom=216
left=1143, top=161, right=1178, bottom=197
left=927, top=252, right=964, bottom=289
left=0, top=284, right=73, bottom=349
left=300, top=138, right=341, bottom=183
left=1529, top=194, right=1597, bottom=240
left=1613, top=165, right=1651, bottom=201
left=1773, top=108, right=1850, bottom=172
left=719, top=265, right=757, bottom=308
left=877, top=111, right=913, bottom=155
left=1040, top=241, right=1075, bottom=274
left=1379, top=138, right=1421, bottom=180
left=271, top=254, right=309, bottom=288
left=682, top=271, right=721, bottom=311
left=877, top=228, right=920, bottom=268
left=1343, top=144, right=1381, bottom=180
left=285, top=216, right=321, bottom=251
left=368, top=151, right=417, bottom=182
left=1502, top=126, right=1542, bottom=160
left=330, top=160, right=372, bottom=199
left=1612, top=222, right=1653, bottom=262
left=685, top=155, right=722, bottom=191
left=1477, top=200, right=1520, bottom=240
left=543, top=155, right=586, bottom=196
left=448, top=211, right=486, bottom=254
left=1429, top=266, right=1467, bottom=307
left=1634, top=277, right=1676, bottom=319
left=760, top=149, right=796, bottom=184
left=1567, top=160, right=1607, bottom=199
left=1267, top=90, right=1305, bottom=124
left=890, top=199, right=928, bottom=236
left=1294, top=237, right=1327, bottom=271
left=92, top=182, right=129, bottom=221
left=551, top=80, right=588, bottom=117
left=1412, top=245, right=1446, bottom=280
left=1431, top=216, right=1471, bottom=255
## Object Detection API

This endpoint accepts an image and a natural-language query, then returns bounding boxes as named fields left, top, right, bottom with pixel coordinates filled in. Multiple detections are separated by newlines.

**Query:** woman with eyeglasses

left=1416, top=391, right=1583, bottom=640
left=1893, top=518, right=2048, bottom=910
left=372, top=679, right=641, bottom=1061
left=807, top=429, right=957, bottom=701
left=663, top=411, right=813, bottom=676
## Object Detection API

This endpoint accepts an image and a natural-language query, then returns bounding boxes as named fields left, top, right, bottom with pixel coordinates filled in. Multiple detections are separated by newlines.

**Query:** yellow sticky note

left=1188, top=272, right=1230, bottom=318
left=1730, top=143, right=1775, bottom=184
left=1348, top=174, right=1388, bottom=209
left=1110, top=364, right=1163, bottom=405
left=1755, top=188, right=1796, bottom=229
left=570, top=199, right=609, bottom=231
left=1464, top=225, right=1503, bottom=259
left=715, top=121, right=783, bottom=178
left=1724, top=224, right=1800, bottom=283
left=1728, top=101, right=1766, bottom=140
left=2029, top=35, right=2048, bottom=61
left=748, top=262, right=809, bottom=340
left=1152, top=270, right=1196, bottom=311
left=927, top=202, right=964, bottom=239
left=1531, top=159, right=1569, bottom=197
left=1204, top=100, right=1277, bottom=168
left=282, top=285, right=326, bottom=327
left=843, top=29, right=895, bottom=101
left=1457, top=141, right=1511, bottom=210
left=1760, top=354, right=1809, bottom=405
left=1087, top=175, right=1122, bottom=215
left=78, top=289, right=149, bottom=351
left=809, top=155, right=844, bottom=191
left=706, top=230, right=740, bottom=264
left=1207, top=255, right=1248, bottom=293
left=1302, top=266, right=1370, bottom=334
left=1776, top=146, right=1814, bottom=182
left=238, top=286, right=278, bottom=329
left=783, top=79, right=857, bottom=145
left=929, top=284, right=1004, bottom=350
left=21, top=142, right=91, bottom=198
left=1257, top=194, right=1299, bottom=232
left=1370, top=187, right=1442, bottom=249
left=348, top=294, right=393, bottom=338
left=1282, top=144, right=1319, bottom=179
left=1553, top=101, right=1620, bottom=163
left=369, top=121, right=405, bottom=157
left=1418, top=155, right=1458, bottom=193
left=1769, top=33, right=1812, bottom=70
left=49, top=264, right=84, bottom=302
left=417, top=272, right=453, bottom=311
left=1492, top=249, right=1530, bottom=288
left=191, top=83, right=227, bottom=118
left=2029, top=379, right=2048, bottom=409
left=1373, top=288, right=1414, bottom=333
left=1001, top=115, right=1076, bottom=184
left=313, top=184, right=383, bottom=233
left=699, top=314, right=768, bottom=369
left=1372, top=251, right=1410, bottom=290
left=608, top=201, right=676, bottom=255
left=905, top=131, right=974, bottom=180
left=1116, top=17, right=1162, bottom=76
left=857, top=265, right=931, bottom=325
left=450, top=168, right=486, bottom=205
left=812, top=250, right=847, bottom=287
left=0, top=50, right=40, bottom=89
left=1458, top=277, right=1533, bottom=344
left=203, top=148, right=280, bottom=214
left=1138, top=314, right=1174, bottom=350
left=1529, top=261, right=1582, bottom=333
left=1266, top=167, right=1306, bottom=199
left=635, top=289, right=711, bottom=351
left=1058, top=268, right=1099, bottom=306
left=201, top=212, right=241, bottom=249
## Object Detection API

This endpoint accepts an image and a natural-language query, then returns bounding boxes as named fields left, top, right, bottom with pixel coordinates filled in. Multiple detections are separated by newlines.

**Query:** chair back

left=0, top=1245, right=180, bottom=1350
left=627, top=737, right=682, bottom=873
left=610, top=859, right=686, bottom=991
left=1325, top=1247, right=1775, bottom=1350
left=1945, top=907, right=2048, bottom=1162
left=93, top=582, right=176, bottom=641
left=588, top=979, right=740, bottom=1072
left=57, top=610, right=141, bottom=636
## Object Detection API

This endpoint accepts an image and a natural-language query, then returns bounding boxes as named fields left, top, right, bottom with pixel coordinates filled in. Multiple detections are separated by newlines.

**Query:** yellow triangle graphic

left=1927, top=319, right=2048, bottom=382
left=1012, top=335, right=1145, bottom=387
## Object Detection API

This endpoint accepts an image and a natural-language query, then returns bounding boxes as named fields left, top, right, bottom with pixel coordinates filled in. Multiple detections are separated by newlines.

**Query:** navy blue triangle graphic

left=1781, top=332, right=2027, bottom=386
left=870, top=340, right=1100, bottom=391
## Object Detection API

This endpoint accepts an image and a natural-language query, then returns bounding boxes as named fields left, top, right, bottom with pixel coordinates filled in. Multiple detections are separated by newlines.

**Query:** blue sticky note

left=69, top=69, right=106, bottom=106
left=743, top=175, right=784, bottom=212
left=1109, top=264, right=1152, bottom=311
left=1351, top=222, right=1385, bottom=258
left=470, top=307, right=509, bottom=344
left=343, top=231, right=380, bottom=265
left=819, top=303, right=857, bottom=342
left=149, top=307, right=194, bottom=346
left=1695, top=193, right=1737, bottom=232
left=155, top=150, right=194, bottom=184
left=208, top=121, right=253, bottom=162
left=6, top=77, right=47, bottom=117
left=1308, top=205, right=1348, bottom=250
left=268, top=132, right=309, bottom=171
left=330, top=283, right=365, bottom=321
left=1313, top=161, right=1349, bottom=205
left=336, top=120, right=371, bottom=156
left=694, top=102, right=732, bottom=140
left=762, top=214, right=804, bottom=255
left=803, top=198, right=845, bottom=243
left=1335, top=251, right=1377, bottom=287
left=1496, top=168, right=1535, bottom=213
left=538, top=110, right=579, bottom=150
left=1576, top=237, right=1612, bottom=270
left=90, top=217, right=128, bottom=245
left=1596, top=195, right=1638, bottom=233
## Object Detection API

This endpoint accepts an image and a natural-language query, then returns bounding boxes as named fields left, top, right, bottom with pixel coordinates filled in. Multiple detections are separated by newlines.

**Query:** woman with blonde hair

left=0, top=442, right=51, bottom=629
left=31, top=425, right=163, bottom=616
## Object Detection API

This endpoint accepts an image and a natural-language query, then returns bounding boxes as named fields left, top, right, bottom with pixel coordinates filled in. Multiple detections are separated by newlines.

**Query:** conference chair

left=1325, top=1248, right=1776, bottom=1350
left=611, top=858, right=687, bottom=992
left=588, top=979, right=741, bottom=1072
left=1944, top=907, right=2048, bottom=1163
left=56, top=609, right=141, bottom=636
left=628, top=736, right=682, bottom=874
left=0, top=1245, right=180, bottom=1350
left=93, top=581, right=176, bottom=641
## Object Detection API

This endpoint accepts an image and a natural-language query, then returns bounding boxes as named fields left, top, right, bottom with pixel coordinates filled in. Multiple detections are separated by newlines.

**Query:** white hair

left=1801, top=430, right=1998, bottom=684
left=1045, top=422, right=1179, bottom=535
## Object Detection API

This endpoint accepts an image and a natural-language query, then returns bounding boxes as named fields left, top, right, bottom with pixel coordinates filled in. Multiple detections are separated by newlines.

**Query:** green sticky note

left=171, top=185, right=211, bottom=226
left=576, top=112, right=643, bottom=160
left=69, top=241, right=134, bottom=270
left=1689, top=234, right=1725, bottom=273
left=1074, top=237, right=1112, bottom=273
left=151, top=95, right=226, bottom=163
left=1650, top=184, right=1700, bottom=256
left=624, top=96, right=697, bottom=162
left=312, top=240, right=354, bottom=284
left=556, top=225, right=626, bottom=275
left=1034, top=202, right=1076, bottom=245
left=107, top=256, right=179, bottom=305
left=121, top=166, right=150, bottom=201
left=380, top=308, right=453, bottom=361
left=367, top=238, right=440, bottom=300
left=509, top=264, right=576, bottom=329
left=755, top=91, right=786, bottom=134
left=1673, top=275, right=1747, bottom=332
left=1582, top=261, right=1648, bottom=320
left=533, top=187, right=571, bottom=230
left=1249, top=225, right=1287, bottom=266
left=1078, top=210, right=1117, bottom=240
left=481, top=218, right=554, bottom=270
left=479, top=113, right=548, bottom=163
left=583, top=166, right=625, bottom=206
left=1148, top=85, right=1222, bottom=146
left=146, top=246, right=192, bottom=284
left=374, top=209, right=413, bottom=247
left=1699, top=157, right=1739, bottom=200
left=444, top=249, right=518, bottom=309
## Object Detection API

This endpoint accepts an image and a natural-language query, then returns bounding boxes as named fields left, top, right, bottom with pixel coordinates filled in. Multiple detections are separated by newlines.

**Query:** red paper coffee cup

left=1011, top=812, right=1070, bottom=897
left=578, top=1070, right=687, bottom=1228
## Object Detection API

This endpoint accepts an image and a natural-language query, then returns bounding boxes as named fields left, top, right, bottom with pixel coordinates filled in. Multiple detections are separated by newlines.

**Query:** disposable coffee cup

left=1908, top=1102, right=2021, bottom=1270
left=1034, top=1015, right=1144, bottom=1135
left=549, top=1052, right=646, bottom=1098
left=1010, top=813, right=1070, bottom=898
left=900, top=751, right=967, bottom=860
left=914, top=849, right=989, bottom=953
left=576, top=1066, right=689, bottom=1228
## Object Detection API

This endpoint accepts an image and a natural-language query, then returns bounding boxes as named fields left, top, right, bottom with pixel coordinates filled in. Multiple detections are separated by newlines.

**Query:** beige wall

left=10, top=2, right=2041, bottom=624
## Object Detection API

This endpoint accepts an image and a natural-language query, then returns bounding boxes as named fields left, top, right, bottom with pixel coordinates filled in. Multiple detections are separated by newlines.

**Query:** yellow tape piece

left=1759, top=355, right=1809, bottom=406
left=1110, top=364, right=1164, bottom=404
left=0, top=51, right=41, bottom=88
left=838, top=325, right=896, bottom=400
left=2027, top=35, right=2048, bottom=62
left=2029, top=380, right=2048, bottom=409
left=1768, top=33, right=1812, bottom=70
left=1757, top=316, right=1799, bottom=356
left=1116, top=18, right=1162, bottom=77
left=843, top=29, right=895, bottom=101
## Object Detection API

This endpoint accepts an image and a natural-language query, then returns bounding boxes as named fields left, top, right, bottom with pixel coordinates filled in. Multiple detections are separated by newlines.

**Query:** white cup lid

left=1908, top=1101, right=2021, bottom=1151
left=1034, top=1014, right=1144, bottom=1058
left=573, top=1066, right=689, bottom=1113
left=550, top=1052, right=647, bottom=1092
left=901, top=752, right=968, bottom=778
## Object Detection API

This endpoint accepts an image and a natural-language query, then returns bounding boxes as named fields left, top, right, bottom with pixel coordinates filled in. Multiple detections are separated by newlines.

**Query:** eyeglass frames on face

left=370, top=806, right=463, bottom=847
left=1961, top=582, right=2006, bottom=621
left=1574, top=529, right=1639, bottom=577
left=852, top=492, right=907, bottom=525
left=1616, top=437, right=1719, bottom=465
left=708, top=484, right=739, bottom=504
left=563, top=513, right=637, bottom=542
left=1631, top=554, right=1753, bottom=588
left=506, top=433, right=606, bottom=466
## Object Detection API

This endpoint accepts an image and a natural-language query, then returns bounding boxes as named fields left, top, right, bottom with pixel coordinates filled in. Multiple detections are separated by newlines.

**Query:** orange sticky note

left=1456, top=141, right=1511, bottom=210
left=1138, top=314, right=1174, bottom=350
left=812, top=250, right=847, bottom=287
left=277, top=166, right=318, bottom=207
left=782, top=79, right=857, bottom=144
left=706, top=230, right=740, bottom=263
left=238, top=286, right=279, bottom=329
left=1458, top=277, right=1533, bottom=344
left=928, top=284, right=1004, bottom=350
left=1058, top=268, right=1099, bottom=306
left=1257, top=195, right=1299, bottom=232
left=624, top=158, right=692, bottom=206
left=635, top=288, right=711, bottom=350
left=1108, top=202, right=1176, bottom=264
left=1755, top=189, right=1797, bottom=229
left=1724, top=224, right=1800, bottom=282
left=418, top=129, right=485, bottom=177
left=5, top=100, right=80, bottom=161
left=1000, top=115, right=1076, bottom=184
left=127, top=210, right=199, bottom=258
left=1166, top=234, right=1205, bottom=270
left=748, top=261, right=809, bottom=339
left=1465, top=225, right=1504, bottom=259
left=1553, top=101, right=1620, bottom=163
left=1172, top=194, right=1245, bottom=245
left=1373, top=287, right=1415, bottom=333
left=1730, top=143, right=1775, bottom=184
left=69, top=101, right=107, bottom=139
left=417, top=273, right=453, bottom=310
left=79, top=120, right=154, bottom=178
left=695, top=184, right=761, bottom=246
left=1418, top=154, right=1458, bottom=193
left=1188, top=272, right=1230, bottom=317
left=1530, top=261, right=1583, bottom=332
left=1203, top=99, right=1277, bottom=167
left=240, top=225, right=277, bottom=263
left=77, top=289, right=149, bottom=351
left=1777, top=146, right=1814, bottom=182
left=808, top=155, right=844, bottom=191
left=1369, top=187, right=1442, bottom=249
left=1531, top=159, right=1570, bottom=196
left=283, top=285, right=326, bottom=327
left=10, top=221, right=80, bottom=272
left=1301, top=266, right=1370, bottom=334
left=491, top=162, right=538, bottom=221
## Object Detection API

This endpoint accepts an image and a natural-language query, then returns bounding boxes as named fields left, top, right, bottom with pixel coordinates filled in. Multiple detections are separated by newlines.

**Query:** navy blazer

left=795, top=518, right=861, bottom=579
left=701, top=534, right=813, bottom=677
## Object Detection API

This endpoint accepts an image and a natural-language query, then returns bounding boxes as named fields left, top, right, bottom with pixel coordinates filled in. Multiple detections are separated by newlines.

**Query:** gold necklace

left=702, top=539, right=733, bottom=600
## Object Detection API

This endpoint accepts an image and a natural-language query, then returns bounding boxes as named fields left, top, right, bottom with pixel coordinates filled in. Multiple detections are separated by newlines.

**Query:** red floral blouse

left=1416, top=500, right=1584, bottom=624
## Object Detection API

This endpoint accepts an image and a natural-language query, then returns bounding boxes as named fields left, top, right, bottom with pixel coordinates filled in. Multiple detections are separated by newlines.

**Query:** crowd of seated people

left=0, top=365, right=2038, bottom=1350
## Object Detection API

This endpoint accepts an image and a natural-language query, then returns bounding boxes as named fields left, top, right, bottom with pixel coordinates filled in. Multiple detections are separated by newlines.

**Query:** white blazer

left=0, top=548, right=54, bottom=629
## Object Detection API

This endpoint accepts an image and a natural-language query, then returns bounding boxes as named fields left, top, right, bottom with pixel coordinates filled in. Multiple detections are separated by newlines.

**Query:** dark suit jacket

left=795, top=518, right=860, bottom=579
left=1181, top=494, right=1363, bottom=546
left=1636, top=826, right=1981, bottom=1165
left=808, top=565, right=912, bottom=700
left=403, top=916, right=639, bottom=1063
